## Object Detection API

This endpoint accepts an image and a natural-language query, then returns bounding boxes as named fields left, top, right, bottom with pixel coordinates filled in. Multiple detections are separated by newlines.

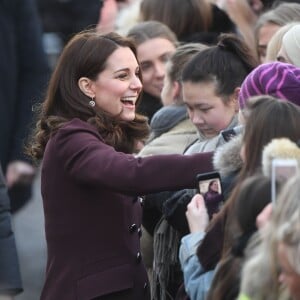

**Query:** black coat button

left=138, top=196, right=144, bottom=206
left=129, top=223, right=137, bottom=233
left=136, top=252, right=142, bottom=263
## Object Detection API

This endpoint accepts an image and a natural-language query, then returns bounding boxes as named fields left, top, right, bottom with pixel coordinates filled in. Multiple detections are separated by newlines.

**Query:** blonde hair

left=281, top=23, right=300, bottom=67
left=265, top=22, right=297, bottom=62
left=255, top=3, right=300, bottom=56
left=240, top=174, right=300, bottom=299
left=275, top=174, right=300, bottom=275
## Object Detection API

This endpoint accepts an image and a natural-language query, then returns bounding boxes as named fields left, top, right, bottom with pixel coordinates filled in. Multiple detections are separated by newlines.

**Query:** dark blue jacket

left=0, top=0, right=49, bottom=171
left=0, top=165, right=22, bottom=295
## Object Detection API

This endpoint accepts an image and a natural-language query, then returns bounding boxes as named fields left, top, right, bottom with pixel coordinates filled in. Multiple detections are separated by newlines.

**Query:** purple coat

left=40, top=118, right=213, bottom=300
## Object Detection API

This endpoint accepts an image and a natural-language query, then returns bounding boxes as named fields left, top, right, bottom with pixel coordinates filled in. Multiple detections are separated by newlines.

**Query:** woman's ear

left=172, top=81, right=180, bottom=98
left=172, top=81, right=182, bottom=103
left=78, top=77, right=95, bottom=98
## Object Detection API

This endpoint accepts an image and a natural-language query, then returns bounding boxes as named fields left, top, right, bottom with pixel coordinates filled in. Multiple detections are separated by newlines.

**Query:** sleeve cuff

left=179, top=231, right=205, bottom=263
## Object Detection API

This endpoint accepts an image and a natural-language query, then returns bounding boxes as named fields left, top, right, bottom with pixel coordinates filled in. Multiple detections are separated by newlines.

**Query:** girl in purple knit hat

left=238, top=61, right=300, bottom=110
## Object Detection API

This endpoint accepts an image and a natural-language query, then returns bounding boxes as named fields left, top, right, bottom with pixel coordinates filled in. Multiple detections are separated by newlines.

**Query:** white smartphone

left=271, top=158, right=299, bottom=203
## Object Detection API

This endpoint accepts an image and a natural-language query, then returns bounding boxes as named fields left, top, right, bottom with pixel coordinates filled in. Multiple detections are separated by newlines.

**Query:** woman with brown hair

left=27, top=29, right=215, bottom=300
left=140, top=0, right=235, bottom=43
left=127, top=21, right=178, bottom=123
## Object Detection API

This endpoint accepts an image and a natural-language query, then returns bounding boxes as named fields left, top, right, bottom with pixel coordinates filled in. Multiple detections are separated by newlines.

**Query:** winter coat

left=179, top=232, right=215, bottom=300
left=139, top=105, right=198, bottom=157
left=40, top=118, right=214, bottom=300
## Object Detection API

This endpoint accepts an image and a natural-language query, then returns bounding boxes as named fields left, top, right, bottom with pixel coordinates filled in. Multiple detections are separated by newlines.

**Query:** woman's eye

left=160, top=53, right=171, bottom=63
left=199, top=107, right=211, bottom=113
left=277, top=56, right=287, bottom=63
left=140, top=62, right=151, bottom=72
left=118, top=73, right=128, bottom=79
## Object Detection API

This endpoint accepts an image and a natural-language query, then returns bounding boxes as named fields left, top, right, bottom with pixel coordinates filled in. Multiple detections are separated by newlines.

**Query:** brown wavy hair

left=27, top=31, right=150, bottom=162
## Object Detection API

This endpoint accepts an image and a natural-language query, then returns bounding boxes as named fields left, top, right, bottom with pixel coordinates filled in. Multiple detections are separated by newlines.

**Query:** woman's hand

left=6, top=160, right=35, bottom=188
left=97, top=0, right=119, bottom=33
left=186, top=194, right=209, bottom=233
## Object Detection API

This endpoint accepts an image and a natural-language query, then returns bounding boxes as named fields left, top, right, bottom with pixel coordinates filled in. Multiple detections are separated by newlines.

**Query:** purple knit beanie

left=238, top=62, right=300, bottom=109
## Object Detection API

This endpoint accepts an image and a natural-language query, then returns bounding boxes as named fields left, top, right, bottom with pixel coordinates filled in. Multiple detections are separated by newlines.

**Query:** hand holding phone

left=271, top=158, right=299, bottom=203
left=186, top=194, right=209, bottom=233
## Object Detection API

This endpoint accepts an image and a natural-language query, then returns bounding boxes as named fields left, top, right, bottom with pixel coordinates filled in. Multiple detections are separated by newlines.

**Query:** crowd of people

left=1, top=0, right=300, bottom=300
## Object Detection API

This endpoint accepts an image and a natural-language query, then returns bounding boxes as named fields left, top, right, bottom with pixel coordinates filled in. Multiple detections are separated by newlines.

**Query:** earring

left=89, top=97, right=95, bottom=107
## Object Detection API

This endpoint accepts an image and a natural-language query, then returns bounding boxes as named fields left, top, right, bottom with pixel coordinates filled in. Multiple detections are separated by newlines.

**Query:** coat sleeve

left=179, top=232, right=215, bottom=300
left=52, top=121, right=214, bottom=195
left=0, top=166, right=23, bottom=295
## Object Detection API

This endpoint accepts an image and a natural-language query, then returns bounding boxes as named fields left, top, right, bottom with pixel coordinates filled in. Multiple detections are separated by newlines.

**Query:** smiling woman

left=27, top=30, right=215, bottom=300
left=127, top=21, right=178, bottom=122
left=78, top=46, right=142, bottom=122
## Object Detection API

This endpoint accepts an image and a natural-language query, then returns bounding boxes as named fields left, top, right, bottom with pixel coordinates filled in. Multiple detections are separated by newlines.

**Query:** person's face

left=210, top=181, right=219, bottom=192
left=182, top=81, right=237, bottom=138
left=137, top=37, right=176, bottom=98
left=90, top=47, right=142, bottom=121
left=258, top=22, right=281, bottom=63
left=277, top=242, right=300, bottom=300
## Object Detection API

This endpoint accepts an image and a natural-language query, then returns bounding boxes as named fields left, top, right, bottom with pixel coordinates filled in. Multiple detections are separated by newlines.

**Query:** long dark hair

left=140, top=0, right=212, bottom=40
left=207, top=175, right=273, bottom=300
left=28, top=31, right=149, bottom=161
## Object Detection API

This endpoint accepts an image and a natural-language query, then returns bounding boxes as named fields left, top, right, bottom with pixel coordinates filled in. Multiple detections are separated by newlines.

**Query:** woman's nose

left=130, top=75, right=142, bottom=91
left=154, top=62, right=165, bottom=78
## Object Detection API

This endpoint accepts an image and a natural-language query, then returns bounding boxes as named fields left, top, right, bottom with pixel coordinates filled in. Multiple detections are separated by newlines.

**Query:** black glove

left=163, top=189, right=196, bottom=236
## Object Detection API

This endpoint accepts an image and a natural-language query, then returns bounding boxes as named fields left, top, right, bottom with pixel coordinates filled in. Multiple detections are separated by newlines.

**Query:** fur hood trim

left=213, top=134, right=243, bottom=178
left=262, top=138, right=300, bottom=177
